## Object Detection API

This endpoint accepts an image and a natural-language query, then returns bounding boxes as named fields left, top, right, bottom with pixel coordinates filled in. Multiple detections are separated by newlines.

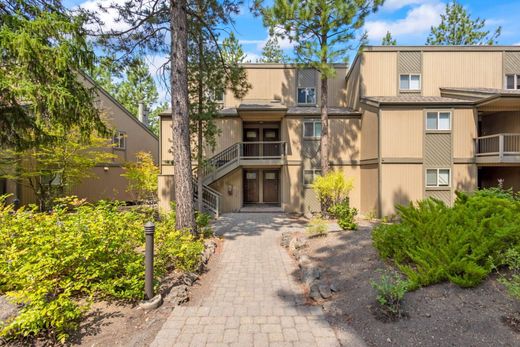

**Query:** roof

left=237, top=100, right=287, bottom=111
left=361, top=95, right=474, bottom=107
left=363, top=45, right=520, bottom=53
left=286, top=106, right=360, bottom=116
left=160, top=105, right=360, bottom=117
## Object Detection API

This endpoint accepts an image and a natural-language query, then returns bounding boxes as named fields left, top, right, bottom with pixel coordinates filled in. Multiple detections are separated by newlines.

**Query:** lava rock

left=319, top=284, right=332, bottom=299
left=330, top=283, right=339, bottom=292
left=165, top=285, right=189, bottom=305
left=301, top=266, right=321, bottom=286
left=310, top=283, right=322, bottom=301
left=280, top=232, right=292, bottom=248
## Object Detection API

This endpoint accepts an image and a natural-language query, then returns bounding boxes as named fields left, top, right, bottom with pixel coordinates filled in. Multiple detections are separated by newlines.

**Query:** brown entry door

left=263, top=170, right=280, bottom=203
left=243, top=129, right=259, bottom=157
left=243, top=170, right=259, bottom=203
left=263, top=128, right=280, bottom=157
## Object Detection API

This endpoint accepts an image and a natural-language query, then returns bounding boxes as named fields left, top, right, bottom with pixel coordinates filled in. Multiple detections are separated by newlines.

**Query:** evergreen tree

left=0, top=0, right=105, bottom=149
left=426, top=1, right=501, bottom=45
left=88, top=0, right=246, bottom=231
left=259, top=37, right=287, bottom=63
left=256, top=0, right=384, bottom=178
left=381, top=31, right=397, bottom=46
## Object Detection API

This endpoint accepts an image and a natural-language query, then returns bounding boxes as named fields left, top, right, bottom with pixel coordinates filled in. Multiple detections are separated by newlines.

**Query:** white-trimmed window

left=505, top=74, right=520, bottom=90
left=303, top=169, right=321, bottom=185
left=426, top=111, right=451, bottom=131
left=113, top=131, right=127, bottom=150
left=426, top=168, right=450, bottom=187
left=303, top=120, right=322, bottom=138
left=399, top=74, right=421, bottom=90
left=297, top=87, right=316, bottom=105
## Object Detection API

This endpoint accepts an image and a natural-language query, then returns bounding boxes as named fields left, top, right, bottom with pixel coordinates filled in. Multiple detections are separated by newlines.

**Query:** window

left=297, top=87, right=316, bottom=104
left=505, top=74, right=520, bottom=90
left=426, top=169, right=450, bottom=187
left=399, top=74, right=421, bottom=90
left=303, top=169, right=321, bottom=185
left=113, top=131, right=127, bottom=150
left=426, top=111, right=451, bottom=131
left=303, top=120, right=321, bottom=138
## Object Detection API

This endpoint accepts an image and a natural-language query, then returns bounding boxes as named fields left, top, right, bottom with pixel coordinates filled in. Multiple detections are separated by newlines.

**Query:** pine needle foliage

left=372, top=189, right=520, bottom=290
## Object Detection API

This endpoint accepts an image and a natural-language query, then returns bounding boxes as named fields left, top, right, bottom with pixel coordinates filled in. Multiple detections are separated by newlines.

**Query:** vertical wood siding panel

left=381, top=109, right=423, bottom=158
left=453, top=108, right=477, bottom=158
left=381, top=164, right=423, bottom=216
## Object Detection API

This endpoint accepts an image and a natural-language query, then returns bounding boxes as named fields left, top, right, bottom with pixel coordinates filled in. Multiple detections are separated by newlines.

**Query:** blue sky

left=66, top=0, right=520, bottom=102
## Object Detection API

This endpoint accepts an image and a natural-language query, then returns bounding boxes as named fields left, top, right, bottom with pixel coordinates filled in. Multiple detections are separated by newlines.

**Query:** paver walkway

left=151, top=213, right=343, bottom=347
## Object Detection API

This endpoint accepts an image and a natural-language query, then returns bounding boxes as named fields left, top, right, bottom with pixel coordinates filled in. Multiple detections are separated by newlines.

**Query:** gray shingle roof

left=361, top=95, right=473, bottom=106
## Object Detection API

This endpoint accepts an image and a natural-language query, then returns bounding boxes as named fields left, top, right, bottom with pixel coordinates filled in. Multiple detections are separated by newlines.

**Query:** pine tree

left=259, top=37, right=287, bottom=63
left=381, top=31, right=397, bottom=46
left=0, top=0, right=106, bottom=149
left=256, top=0, right=384, bottom=178
left=426, top=1, right=501, bottom=45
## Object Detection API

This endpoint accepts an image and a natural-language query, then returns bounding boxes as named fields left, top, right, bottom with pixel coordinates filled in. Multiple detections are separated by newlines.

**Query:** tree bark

left=197, top=30, right=204, bottom=213
left=320, top=76, right=329, bottom=175
left=170, top=0, right=196, bottom=231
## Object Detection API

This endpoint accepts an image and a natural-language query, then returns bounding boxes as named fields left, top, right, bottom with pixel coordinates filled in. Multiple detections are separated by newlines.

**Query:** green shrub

left=370, top=271, right=409, bottom=318
left=195, top=211, right=214, bottom=238
left=306, top=215, right=328, bottom=236
left=0, top=196, right=204, bottom=342
left=372, top=189, right=520, bottom=290
left=328, top=199, right=358, bottom=230
left=311, top=171, right=354, bottom=215
left=495, top=248, right=520, bottom=300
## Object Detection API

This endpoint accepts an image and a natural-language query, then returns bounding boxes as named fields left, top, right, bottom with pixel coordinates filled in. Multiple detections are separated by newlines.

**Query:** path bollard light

left=144, top=221, right=155, bottom=300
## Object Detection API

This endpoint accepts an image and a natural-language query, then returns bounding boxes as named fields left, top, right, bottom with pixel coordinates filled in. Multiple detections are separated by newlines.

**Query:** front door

left=243, top=129, right=259, bottom=157
left=243, top=170, right=259, bottom=203
left=263, top=128, right=280, bottom=157
left=263, top=170, right=280, bottom=204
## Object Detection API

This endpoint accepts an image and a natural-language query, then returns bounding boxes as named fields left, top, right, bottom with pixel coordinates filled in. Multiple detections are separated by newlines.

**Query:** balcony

left=476, top=133, right=520, bottom=164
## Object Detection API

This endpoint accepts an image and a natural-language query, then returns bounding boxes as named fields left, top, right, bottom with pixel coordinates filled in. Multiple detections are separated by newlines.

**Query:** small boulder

left=309, top=283, right=322, bottom=301
left=289, top=237, right=307, bottom=253
left=280, top=232, right=292, bottom=248
left=330, top=283, right=339, bottom=292
left=166, top=285, right=189, bottom=305
left=182, top=272, right=199, bottom=286
left=301, top=266, right=320, bottom=286
left=319, top=284, right=332, bottom=299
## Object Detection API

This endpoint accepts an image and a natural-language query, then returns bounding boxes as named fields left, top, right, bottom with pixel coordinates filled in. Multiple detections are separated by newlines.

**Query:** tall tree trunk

left=197, top=30, right=204, bottom=213
left=320, top=76, right=329, bottom=175
left=171, top=0, right=196, bottom=231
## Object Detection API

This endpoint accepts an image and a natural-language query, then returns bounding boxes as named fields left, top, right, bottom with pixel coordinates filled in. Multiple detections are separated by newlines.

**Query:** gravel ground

left=298, top=220, right=520, bottom=347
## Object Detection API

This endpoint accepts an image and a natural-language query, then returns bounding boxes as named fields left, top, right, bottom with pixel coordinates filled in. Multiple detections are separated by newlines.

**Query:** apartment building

left=158, top=46, right=520, bottom=217
left=1, top=74, right=159, bottom=204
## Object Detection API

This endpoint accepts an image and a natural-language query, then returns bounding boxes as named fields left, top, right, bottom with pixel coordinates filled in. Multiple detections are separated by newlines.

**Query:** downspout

left=377, top=108, right=382, bottom=218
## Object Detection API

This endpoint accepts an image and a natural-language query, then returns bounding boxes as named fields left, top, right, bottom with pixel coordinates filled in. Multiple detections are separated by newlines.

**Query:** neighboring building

left=158, top=46, right=520, bottom=217
left=2, top=74, right=159, bottom=205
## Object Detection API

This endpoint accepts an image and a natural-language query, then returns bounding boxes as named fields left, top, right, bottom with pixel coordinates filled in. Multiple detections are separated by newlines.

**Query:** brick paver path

left=151, top=213, right=345, bottom=347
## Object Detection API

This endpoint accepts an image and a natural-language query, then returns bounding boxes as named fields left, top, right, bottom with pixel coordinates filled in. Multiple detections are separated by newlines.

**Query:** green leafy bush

left=195, top=211, right=214, bottom=238
left=311, top=171, right=354, bottom=215
left=372, top=189, right=520, bottom=290
left=370, top=271, right=409, bottom=319
left=0, top=196, right=204, bottom=342
left=306, top=215, right=328, bottom=236
left=328, top=199, right=358, bottom=230
left=495, top=248, right=520, bottom=300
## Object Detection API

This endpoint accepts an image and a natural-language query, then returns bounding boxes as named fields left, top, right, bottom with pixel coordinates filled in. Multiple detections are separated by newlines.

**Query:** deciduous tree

left=426, top=0, right=501, bottom=45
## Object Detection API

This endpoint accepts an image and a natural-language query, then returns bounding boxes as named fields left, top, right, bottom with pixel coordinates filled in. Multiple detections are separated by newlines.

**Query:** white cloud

left=255, top=28, right=295, bottom=51
left=514, top=42, right=520, bottom=46
left=79, top=0, right=133, bottom=33
left=382, top=0, right=430, bottom=11
left=244, top=51, right=262, bottom=63
left=365, top=2, right=444, bottom=41
left=240, top=39, right=265, bottom=45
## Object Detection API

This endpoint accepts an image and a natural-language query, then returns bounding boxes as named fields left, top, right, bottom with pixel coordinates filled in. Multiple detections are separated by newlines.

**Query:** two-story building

left=158, top=46, right=520, bottom=217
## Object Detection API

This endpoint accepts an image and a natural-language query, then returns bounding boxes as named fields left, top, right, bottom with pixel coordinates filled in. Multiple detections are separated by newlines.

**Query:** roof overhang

left=440, top=88, right=520, bottom=114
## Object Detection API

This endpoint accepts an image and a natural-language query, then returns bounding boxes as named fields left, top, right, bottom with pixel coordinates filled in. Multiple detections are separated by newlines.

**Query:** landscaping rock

left=138, top=294, right=163, bottom=311
left=301, top=266, right=321, bottom=286
left=310, top=283, right=322, bottom=301
left=298, top=255, right=312, bottom=268
left=319, top=284, right=332, bottom=299
left=165, top=285, right=189, bottom=305
left=0, top=296, right=18, bottom=325
left=280, top=232, right=292, bottom=248
left=330, top=283, right=339, bottom=292
left=182, top=272, right=199, bottom=286
left=289, top=236, right=307, bottom=254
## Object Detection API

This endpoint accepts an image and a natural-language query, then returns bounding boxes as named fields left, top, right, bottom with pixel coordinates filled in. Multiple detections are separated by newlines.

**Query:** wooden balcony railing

left=476, top=133, right=520, bottom=161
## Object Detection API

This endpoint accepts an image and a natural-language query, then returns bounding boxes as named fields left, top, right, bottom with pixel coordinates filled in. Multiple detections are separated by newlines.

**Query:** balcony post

left=499, top=134, right=504, bottom=160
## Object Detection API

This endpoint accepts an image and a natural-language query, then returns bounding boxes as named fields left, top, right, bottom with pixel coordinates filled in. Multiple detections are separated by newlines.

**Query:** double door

left=243, top=169, right=280, bottom=204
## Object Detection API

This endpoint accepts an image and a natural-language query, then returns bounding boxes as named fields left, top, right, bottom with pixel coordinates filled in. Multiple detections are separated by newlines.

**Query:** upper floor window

left=113, top=131, right=127, bottom=150
left=426, top=168, right=450, bottom=187
left=303, top=120, right=321, bottom=138
left=505, top=74, right=520, bottom=90
left=399, top=74, right=421, bottom=90
left=303, top=169, right=322, bottom=186
left=297, top=87, right=316, bottom=105
left=426, top=111, right=451, bottom=131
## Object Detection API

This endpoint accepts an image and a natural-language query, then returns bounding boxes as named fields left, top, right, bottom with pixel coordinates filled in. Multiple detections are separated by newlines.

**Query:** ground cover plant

left=306, top=215, right=328, bottom=236
left=0, top=196, right=205, bottom=342
left=372, top=188, right=520, bottom=290
left=370, top=270, right=409, bottom=321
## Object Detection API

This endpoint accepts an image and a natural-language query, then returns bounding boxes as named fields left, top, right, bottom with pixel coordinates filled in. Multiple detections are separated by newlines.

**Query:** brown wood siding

left=504, top=52, right=520, bottom=75
left=381, top=109, right=423, bottom=159
left=361, top=108, right=378, bottom=160
left=381, top=163, right=423, bottom=216
left=361, top=164, right=379, bottom=216
left=424, top=133, right=452, bottom=167
left=345, top=59, right=361, bottom=109
left=398, top=51, right=422, bottom=74
left=422, top=52, right=502, bottom=96
left=453, top=108, right=477, bottom=159
left=425, top=190, right=451, bottom=205
left=282, top=165, right=303, bottom=213
left=361, top=52, right=398, bottom=97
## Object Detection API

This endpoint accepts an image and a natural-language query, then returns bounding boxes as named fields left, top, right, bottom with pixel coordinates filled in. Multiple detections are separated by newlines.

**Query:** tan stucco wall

left=422, top=51, right=503, bottom=96
left=380, top=164, right=423, bottom=216
left=209, top=168, right=242, bottom=213
left=380, top=109, right=423, bottom=159
left=330, top=118, right=361, bottom=162
left=282, top=165, right=303, bottom=213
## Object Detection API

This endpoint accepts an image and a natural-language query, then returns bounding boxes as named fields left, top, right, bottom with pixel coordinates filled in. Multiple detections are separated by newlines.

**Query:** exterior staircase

left=193, top=141, right=286, bottom=217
